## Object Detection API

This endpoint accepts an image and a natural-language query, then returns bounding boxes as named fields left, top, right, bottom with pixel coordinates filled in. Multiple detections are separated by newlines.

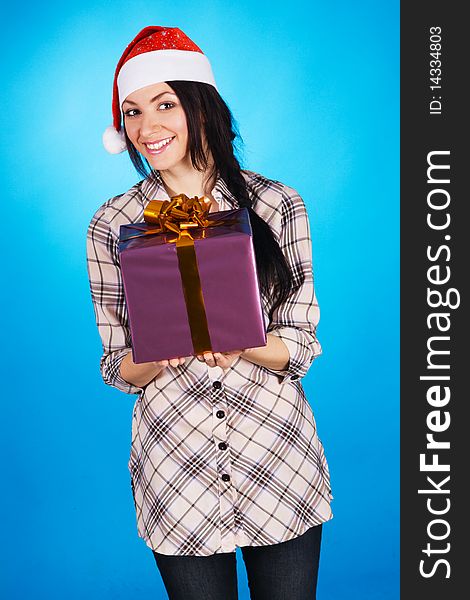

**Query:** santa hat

left=103, top=26, right=218, bottom=154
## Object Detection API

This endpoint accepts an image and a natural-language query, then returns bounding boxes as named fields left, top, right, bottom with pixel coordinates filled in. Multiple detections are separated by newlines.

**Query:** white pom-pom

left=102, top=125, right=127, bottom=154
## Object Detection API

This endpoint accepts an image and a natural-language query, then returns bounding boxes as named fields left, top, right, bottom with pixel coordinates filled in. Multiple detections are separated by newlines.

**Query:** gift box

left=118, top=195, right=267, bottom=363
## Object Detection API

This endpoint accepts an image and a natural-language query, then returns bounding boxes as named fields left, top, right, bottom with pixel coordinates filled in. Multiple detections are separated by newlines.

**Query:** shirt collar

left=140, top=169, right=238, bottom=211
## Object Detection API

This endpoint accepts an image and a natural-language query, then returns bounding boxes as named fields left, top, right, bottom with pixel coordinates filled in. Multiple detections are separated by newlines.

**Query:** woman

left=87, top=25, right=333, bottom=599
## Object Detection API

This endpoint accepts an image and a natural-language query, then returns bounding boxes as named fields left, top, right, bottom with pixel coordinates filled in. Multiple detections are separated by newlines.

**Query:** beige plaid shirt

left=86, top=169, right=333, bottom=556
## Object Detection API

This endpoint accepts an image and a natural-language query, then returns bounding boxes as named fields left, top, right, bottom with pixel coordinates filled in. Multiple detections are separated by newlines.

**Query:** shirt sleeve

left=266, top=190, right=322, bottom=384
left=86, top=208, right=144, bottom=396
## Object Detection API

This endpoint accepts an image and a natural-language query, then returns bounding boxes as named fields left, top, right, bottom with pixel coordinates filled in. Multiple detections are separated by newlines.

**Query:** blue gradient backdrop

left=1, top=1, right=399, bottom=598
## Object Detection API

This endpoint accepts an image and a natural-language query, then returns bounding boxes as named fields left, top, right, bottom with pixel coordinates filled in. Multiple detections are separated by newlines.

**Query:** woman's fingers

left=153, top=351, right=245, bottom=369
left=153, top=351, right=245, bottom=370
left=194, top=350, right=244, bottom=368
left=215, top=352, right=242, bottom=368
left=169, top=357, right=187, bottom=367
left=153, top=357, right=187, bottom=368
left=203, top=352, right=217, bottom=367
left=211, top=352, right=225, bottom=367
left=153, top=359, right=169, bottom=367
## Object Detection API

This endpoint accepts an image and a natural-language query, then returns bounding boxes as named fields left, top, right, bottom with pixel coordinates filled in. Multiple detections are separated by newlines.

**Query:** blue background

left=0, top=1, right=399, bottom=598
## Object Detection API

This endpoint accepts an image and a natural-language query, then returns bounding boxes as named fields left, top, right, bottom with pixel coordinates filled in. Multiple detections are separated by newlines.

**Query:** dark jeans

left=152, top=524, right=322, bottom=600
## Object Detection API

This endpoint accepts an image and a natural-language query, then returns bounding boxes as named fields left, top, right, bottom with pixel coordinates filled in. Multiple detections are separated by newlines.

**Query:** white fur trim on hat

left=117, top=49, right=217, bottom=106
left=102, top=125, right=127, bottom=154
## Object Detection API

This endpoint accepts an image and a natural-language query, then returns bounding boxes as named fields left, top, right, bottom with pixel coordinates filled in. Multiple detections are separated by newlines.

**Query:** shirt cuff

left=100, top=348, right=144, bottom=395
left=268, top=327, right=321, bottom=384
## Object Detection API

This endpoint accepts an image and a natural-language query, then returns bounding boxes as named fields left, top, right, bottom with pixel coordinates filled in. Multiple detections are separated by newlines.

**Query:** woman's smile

left=143, top=136, right=176, bottom=154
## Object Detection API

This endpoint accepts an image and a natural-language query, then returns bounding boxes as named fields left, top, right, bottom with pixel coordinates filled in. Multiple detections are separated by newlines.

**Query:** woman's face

left=122, top=82, right=189, bottom=173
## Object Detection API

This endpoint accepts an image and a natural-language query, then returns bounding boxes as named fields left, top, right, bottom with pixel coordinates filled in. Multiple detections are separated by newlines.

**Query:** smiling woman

left=86, top=25, right=332, bottom=599
left=122, top=85, right=187, bottom=169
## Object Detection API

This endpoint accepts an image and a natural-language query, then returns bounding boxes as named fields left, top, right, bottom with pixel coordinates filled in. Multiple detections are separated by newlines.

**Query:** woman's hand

left=120, top=352, right=186, bottom=388
left=153, top=357, right=186, bottom=369
left=196, top=350, right=244, bottom=369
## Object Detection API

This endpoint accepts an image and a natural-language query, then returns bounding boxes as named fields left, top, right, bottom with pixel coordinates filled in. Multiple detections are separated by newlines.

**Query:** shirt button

left=212, top=381, right=222, bottom=389
left=290, top=374, right=299, bottom=380
left=218, top=442, right=227, bottom=450
left=222, top=473, right=230, bottom=482
left=216, top=410, right=225, bottom=419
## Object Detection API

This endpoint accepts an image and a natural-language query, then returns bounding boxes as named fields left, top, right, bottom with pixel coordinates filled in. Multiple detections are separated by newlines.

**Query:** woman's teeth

left=145, top=137, right=175, bottom=152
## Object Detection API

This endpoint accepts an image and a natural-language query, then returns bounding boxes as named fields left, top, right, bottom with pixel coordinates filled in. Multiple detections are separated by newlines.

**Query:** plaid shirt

left=86, top=169, right=333, bottom=556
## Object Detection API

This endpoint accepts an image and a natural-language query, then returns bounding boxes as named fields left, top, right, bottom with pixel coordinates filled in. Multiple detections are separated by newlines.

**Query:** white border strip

left=118, top=49, right=218, bottom=105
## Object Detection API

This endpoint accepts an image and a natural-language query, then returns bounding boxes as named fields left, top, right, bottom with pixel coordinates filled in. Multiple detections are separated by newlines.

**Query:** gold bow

left=144, top=194, right=211, bottom=234
left=122, top=194, right=212, bottom=241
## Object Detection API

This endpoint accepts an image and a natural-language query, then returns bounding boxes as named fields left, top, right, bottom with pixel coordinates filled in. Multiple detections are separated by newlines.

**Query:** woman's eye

left=124, top=109, right=139, bottom=118
left=158, top=102, right=175, bottom=110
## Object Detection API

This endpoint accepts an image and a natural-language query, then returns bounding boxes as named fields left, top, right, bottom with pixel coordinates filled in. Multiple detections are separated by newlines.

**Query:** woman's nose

left=140, top=111, right=162, bottom=137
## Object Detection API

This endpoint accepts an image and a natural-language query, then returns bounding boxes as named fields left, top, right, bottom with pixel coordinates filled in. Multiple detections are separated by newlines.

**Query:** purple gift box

left=118, top=207, right=267, bottom=364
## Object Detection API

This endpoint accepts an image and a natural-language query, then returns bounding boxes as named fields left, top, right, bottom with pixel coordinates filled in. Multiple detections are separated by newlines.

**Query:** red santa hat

left=103, top=26, right=218, bottom=154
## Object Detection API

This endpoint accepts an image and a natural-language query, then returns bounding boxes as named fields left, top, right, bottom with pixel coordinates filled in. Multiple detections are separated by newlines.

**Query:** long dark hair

left=124, top=81, right=301, bottom=323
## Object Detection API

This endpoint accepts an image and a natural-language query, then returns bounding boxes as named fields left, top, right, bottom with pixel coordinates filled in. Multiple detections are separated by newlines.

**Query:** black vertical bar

left=401, top=3, right=466, bottom=598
